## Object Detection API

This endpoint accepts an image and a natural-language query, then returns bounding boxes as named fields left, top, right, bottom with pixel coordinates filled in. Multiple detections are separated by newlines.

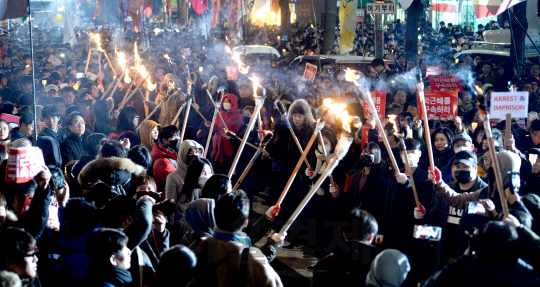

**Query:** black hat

left=454, top=150, right=477, bottom=167
left=452, top=133, right=473, bottom=146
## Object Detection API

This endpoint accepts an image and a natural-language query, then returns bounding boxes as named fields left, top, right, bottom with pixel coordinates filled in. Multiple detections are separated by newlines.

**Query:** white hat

left=45, top=84, right=58, bottom=93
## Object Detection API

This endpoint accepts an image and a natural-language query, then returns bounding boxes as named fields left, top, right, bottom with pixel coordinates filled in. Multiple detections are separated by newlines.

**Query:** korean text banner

left=363, top=92, right=386, bottom=120
left=417, top=91, right=458, bottom=121
left=6, top=147, right=46, bottom=184
left=428, top=75, right=464, bottom=92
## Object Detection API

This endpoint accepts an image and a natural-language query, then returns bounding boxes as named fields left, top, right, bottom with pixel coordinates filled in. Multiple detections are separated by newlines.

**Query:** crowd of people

left=0, top=14, right=539, bottom=287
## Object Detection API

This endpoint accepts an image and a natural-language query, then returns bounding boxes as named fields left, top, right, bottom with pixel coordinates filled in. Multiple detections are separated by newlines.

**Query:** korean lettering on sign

left=417, top=91, right=458, bottom=122
left=366, top=3, right=396, bottom=14
left=428, top=75, right=464, bottom=92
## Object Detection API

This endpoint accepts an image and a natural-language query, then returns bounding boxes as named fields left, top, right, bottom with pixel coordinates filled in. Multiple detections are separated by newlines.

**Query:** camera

left=153, top=199, right=176, bottom=216
left=49, top=165, right=65, bottom=190
left=413, top=225, right=441, bottom=241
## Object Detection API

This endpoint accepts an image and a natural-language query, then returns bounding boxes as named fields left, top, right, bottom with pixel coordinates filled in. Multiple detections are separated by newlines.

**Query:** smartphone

left=76, top=72, right=84, bottom=79
left=413, top=225, right=442, bottom=241
left=49, top=166, right=66, bottom=190
left=467, top=201, right=486, bottom=214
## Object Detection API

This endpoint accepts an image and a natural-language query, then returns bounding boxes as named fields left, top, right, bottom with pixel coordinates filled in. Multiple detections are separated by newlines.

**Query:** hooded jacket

left=138, top=120, right=161, bottom=151
left=365, top=249, right=410, bottom=287
left=434, top=150, right=521, bottom=209
left=78, top=157, right=146, bottom=196
left=212, top=94, right=243, bottom=163
left=150, top=142, right=178, bottom=193
left=182, top=198, right=216, bottom=249
left=286, top=99, right=315, bottom=127
left=165, top=140, right=204, bottom=203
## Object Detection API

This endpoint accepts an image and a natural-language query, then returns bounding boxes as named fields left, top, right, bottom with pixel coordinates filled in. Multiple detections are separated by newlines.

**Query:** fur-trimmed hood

left=78, top=157, right=146, bottom=187
left=287, top=99, right=314, bottom=126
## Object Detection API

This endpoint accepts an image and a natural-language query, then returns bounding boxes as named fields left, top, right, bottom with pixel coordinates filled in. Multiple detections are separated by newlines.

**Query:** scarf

left=213, top=228, right=252, bottom=247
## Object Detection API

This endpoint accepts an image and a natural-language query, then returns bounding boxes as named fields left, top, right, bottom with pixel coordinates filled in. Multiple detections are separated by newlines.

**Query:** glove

left=395, top=172, right=408, bottom=185
left=428, top=166, right=442, bottom=184
left=196, top=130, right=202, bottom=138
left=266, top=205, right=281, bottom=220
left=205, top=121, right=211, bottom=128
left=192, top=103, right=200, bottom=110
left=269, top=232, right=287, bottom=248
left=413, top=202, right=426, bottom=220
left=375, top=234, right=384, bottom=245
left=329, top=182, right=339, bottom=198
left=305, top=167, right=315, bottom=178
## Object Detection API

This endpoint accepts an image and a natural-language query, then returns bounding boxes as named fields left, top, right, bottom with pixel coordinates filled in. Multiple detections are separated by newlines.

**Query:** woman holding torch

left=211, top=94, right=243, bottom=174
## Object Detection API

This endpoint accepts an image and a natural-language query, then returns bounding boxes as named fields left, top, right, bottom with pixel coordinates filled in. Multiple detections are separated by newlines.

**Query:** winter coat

left=10, top=127, right=30, bottom=142
left=150, top=143, right=178, bottom=193
left=212, top=94, right=244, bottom=163
left=36, top=136, right=63, bottom=168
left=80, top=265, right=133, bottom=287
left=155, top=90, right=182, bottom=126
left=60, top=132, right=87, bottom=167
left=164, top=140, right=204, bottom=202
left=138, top=120, right=161, bottom=151
left=193, top=237, right=283, bottom=287
left=78, top=157, right=146, bottom=196
left=52, top=232, right=91, bottom=287
left=39, top=127, right=69, bottom=145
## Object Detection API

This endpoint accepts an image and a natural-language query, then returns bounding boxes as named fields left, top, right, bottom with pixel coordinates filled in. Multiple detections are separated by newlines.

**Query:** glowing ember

left=323, top=98, right=352, bottom=133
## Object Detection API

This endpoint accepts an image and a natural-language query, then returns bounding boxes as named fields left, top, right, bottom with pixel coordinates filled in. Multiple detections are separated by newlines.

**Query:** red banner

left=363, top=92, right=386, bottom=120
left=226, top=66, right=238, bottom=80
left=302, top=63, right=317, bottom=82
left=6, top=147, right=45, bottom=183
left=417, top=91, right=458, bottom=122
left=428, top=75, right=464, bottom=92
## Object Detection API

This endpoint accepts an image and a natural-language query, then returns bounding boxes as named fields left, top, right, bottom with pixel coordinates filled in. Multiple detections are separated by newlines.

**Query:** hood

left=37, top=136, right=62, bottom=168
left=177, top=140, right=204, bottom=181
left=220, top=94, right=239, bottom=113
left=139, top=120, right=161, bottom=149
left=497, top=150, right=520, bottom=188
left=185, top=199, right=216, bottom=235
left=78, top=157, right=145, bottom=187
left=365, top=249, right=410, bottom=287
left=287, top=99, right=314, bottom=127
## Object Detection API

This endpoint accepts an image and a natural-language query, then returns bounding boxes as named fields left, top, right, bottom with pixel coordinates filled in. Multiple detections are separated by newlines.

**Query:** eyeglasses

left=73, top=121, right=85, bottom=126
left=24, top=251, right=37, bottom=258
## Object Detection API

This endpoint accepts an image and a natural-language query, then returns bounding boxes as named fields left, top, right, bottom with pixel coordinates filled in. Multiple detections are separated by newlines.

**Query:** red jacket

left=212, top=94, right=243, bottom=163
left=150, top=142, right=178, bottom=193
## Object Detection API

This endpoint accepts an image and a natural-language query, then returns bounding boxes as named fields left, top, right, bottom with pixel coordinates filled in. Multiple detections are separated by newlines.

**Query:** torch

left=476, top=86, right=509, bottom=217
left=179, top=98, right=192, bottom=142
left=416, top=69, right=436, bottom=172
left=227, top=77, right=265, bottom=179
left=206, top=89, right=230, bottom=131
left=225, top=46, right=250, bottom=74
left=204, top=98, right=220, bottom=158
left=137, top=95, right=171, bottom=131
left=225, top=130, right=259, bottom=150
left=279, top=108, right=360, bottom=234
left=389, top=115, right=421, bottom=209
left=233, top=132, right=274, bottom=190
left=345, top=68, right=400, bottom=172
left=118, top=73, right=151, bottom=111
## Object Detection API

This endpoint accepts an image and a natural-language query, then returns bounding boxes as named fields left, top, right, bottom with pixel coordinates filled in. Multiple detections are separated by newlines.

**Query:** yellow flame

left=475, top=85, right=482, bottom=96
left=124, top=75, right=132, bottom=83
left=137, top=65, right=156, bottom=91
left=344, top=68, right=361, bottom=87
left=225, top=46, right=250, bottom=74
left=164, top=54, right=172, bottom=64
left=90, top=33, right=104, bottom=52
left=323, top=98, right=352, bottom=133
left=249, top=76, right=259, bottom=98
left=388, top=115, right=399, bottom=135
left=134, top=42, right=141, bottom=67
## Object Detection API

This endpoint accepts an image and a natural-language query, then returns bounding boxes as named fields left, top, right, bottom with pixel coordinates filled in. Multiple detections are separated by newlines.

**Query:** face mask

left=403, top=153, right=420, bottom=167
left=337, top=75, right=345, bottom=81
left=223, top=103, right=232, bottom=111
left=487, top=166, right=496, bottom=184
left=454, top=170, right=473, bottom=184
left=242, top=116, right=250, bottom=124
left=198, top=175, right=210, bottom=187
left=345, top=98, right=355, bottom=104
left=360, top=155, right=374, bottom=166
left=82, top=99, right=92, bottom=106
left=168, top=139, right=180, bottom=152
left=318, top=145, right=332, bottom=154
left=454, top=146, right=472, bottom=153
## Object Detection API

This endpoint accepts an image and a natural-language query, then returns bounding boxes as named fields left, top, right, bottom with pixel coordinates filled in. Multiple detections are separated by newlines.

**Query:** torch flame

left=164, top=54, right=173, bottom=64
left=249, top=76, right=260, bottom=98
left=136, top=65, right=156, bottom=91
left=323, top=98, right=352, bottom=133
left=475, top=85, right=483, bottom=96
left=344, top=68, right=361, bottom=87
left=388, top=115, right=399, bottom=136
left=134, top=42, right=141, bottom=67
left=124, top=75, right=132, bottom=83
left=90, top=33, right=104, bottom=52
left=225, top=46, right=250, bottom=74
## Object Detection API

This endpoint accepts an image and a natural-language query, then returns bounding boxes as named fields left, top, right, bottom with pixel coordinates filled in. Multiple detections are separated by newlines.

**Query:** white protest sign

left=302, top=63, right=317, bottom=82
left=47, top=54, right=62, bottom=67
left=490, top=91, right=528, bottom=119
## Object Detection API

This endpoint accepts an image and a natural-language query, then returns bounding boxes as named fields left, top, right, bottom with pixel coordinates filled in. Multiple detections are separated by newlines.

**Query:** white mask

left=318, top=145, right=332, bottom=154
left=454, top=146, right=472, bottom=153
left=223, top=103, right=232, bottom=111
left=198, top=175, right=211, bottom=187
left=402, top=153, right=420, bottom=167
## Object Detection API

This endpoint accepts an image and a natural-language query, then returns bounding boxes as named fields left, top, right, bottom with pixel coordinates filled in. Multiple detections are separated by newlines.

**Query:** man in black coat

left=39, top=105, right=69, bottom=144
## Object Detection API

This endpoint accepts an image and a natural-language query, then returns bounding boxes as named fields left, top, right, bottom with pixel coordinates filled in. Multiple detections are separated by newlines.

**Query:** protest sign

left=6, top=147, right=46, bottom=183
left=417, top=91, right=458, bottom=121
left=428, top=75, right=464, bottom=92
left=361, top=125, right=382, bottom=147
left=490, top=91, right=528, bottom=119
left=363, top=92, right=386, bottom=120
left=225, top=66, right=238, bottom=80
left=426, top=66, right=442, bottom=76
left=47, top=54, right=62, bottom=67
left=302, top=63, right=317, bottom=82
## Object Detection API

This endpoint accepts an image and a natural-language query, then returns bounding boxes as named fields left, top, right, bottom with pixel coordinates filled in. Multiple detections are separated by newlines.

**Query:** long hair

left=180, top=157, right=213, bottom=203
left=115, top=106, right=138, bottom=134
